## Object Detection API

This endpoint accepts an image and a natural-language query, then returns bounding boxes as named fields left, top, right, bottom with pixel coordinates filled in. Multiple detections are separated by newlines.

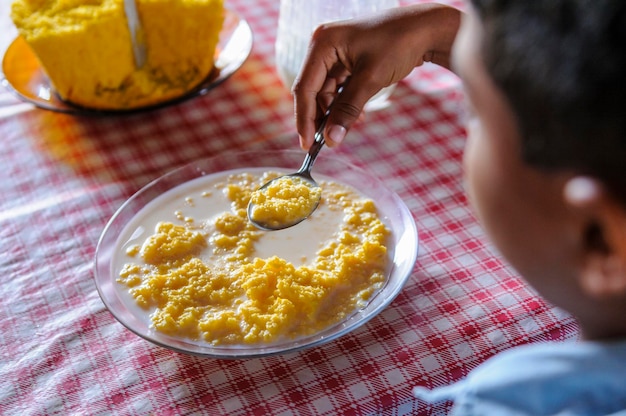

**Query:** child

left=292, top=1, right=626, bottom=414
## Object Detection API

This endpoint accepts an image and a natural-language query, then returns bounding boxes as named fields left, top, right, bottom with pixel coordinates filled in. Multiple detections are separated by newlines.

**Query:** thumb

left=323, top=76, right=384, bottom=147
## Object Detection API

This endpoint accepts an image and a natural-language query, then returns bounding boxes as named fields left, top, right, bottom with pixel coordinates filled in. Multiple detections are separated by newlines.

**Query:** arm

left=292, top=3, right=462, bottom=149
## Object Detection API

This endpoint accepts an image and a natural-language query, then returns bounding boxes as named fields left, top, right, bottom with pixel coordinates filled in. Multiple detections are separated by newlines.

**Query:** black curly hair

left=471, top=0, right=626, bottom=204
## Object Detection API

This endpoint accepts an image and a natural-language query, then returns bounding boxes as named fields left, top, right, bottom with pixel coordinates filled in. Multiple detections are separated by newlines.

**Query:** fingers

left=294, top=59, right=382, bottom=149
left=292, top=4, right=463, bottom=150
left=293, top=37, right=338, bottom=150
left=324, top=65, right=392, bottom=146
left=293, top=89, right=319, bottom=151
left=294, top=20, right=366, bottom=150
left=293, top=16, right=404, bottom=149
left=296, top=75, right=373, bottom=149
left=293, top=4, right=462, bottom=150
left=316, top=76, right=341, bottom=112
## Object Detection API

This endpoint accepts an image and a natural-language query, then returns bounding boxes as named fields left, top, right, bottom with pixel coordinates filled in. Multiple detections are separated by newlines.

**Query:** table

left=0, top=1, right=579, bottom=414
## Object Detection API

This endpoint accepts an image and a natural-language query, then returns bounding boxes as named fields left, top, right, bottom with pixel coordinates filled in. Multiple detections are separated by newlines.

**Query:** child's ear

left=564, top=176, right=626, bottom=299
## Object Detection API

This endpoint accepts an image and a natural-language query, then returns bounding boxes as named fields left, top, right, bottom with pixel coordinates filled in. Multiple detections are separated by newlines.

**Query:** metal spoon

left=123, top=0, right=146, bottom=68
left=248, top=114, right=328, bottom=231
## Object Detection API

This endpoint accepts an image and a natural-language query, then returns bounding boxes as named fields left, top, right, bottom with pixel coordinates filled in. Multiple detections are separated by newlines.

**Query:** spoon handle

left=298, top=112, right=329, bottom=175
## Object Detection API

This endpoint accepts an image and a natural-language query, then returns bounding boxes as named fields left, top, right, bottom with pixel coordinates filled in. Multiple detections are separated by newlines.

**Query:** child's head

left=472, top=0, right=626, bottom=203
left=453, top=0, right=626, bottom=339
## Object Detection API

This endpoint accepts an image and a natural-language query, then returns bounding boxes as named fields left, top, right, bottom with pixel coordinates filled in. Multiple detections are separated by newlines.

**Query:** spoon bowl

left=248, top=115, right=327, bottom=230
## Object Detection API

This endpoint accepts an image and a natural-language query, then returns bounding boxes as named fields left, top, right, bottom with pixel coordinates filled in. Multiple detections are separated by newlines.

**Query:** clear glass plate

left=0, top=9, right=252, bottom=115
left=95, top=149, right=419, bottom=358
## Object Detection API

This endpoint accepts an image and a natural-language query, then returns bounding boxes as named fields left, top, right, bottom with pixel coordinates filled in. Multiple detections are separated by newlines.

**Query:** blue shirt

left=413, top=340, right=626, bottom=415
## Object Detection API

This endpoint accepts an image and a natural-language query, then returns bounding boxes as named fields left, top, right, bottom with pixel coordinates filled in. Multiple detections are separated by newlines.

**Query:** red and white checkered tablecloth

left=0, top=0, right=579, bottom=415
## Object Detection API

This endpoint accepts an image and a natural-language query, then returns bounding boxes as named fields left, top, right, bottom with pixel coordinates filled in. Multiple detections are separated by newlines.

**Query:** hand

left=292, top=3, right=462, bottom=149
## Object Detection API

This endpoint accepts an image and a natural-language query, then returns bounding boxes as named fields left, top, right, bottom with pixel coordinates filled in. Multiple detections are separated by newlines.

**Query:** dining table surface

left=0, top=0, right=581, bottom=415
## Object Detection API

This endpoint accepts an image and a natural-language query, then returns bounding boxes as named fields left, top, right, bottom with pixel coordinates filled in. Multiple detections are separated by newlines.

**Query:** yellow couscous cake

left=10, top=0, right=224, bottom=109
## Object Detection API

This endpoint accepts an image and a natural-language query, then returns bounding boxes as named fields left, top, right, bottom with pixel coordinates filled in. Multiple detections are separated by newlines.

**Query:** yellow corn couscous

left=117, top=171, right=390, bottom=345
left=248, top=175, right=322, bottom=228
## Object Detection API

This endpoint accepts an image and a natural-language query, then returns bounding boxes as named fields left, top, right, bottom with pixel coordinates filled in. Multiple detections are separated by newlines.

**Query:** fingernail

left=298, top=135, right=307, bottom=150
left=327, top=125, right=346, bottom=146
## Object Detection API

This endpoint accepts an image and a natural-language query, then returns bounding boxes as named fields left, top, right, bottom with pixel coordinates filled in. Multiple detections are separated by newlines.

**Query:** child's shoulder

left=414, top=340, right=626, bottom=415
left=477, top=339, right=626, bottom=383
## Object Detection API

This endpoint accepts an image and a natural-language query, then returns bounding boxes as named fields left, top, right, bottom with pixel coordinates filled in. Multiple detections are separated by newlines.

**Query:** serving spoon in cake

left=123, top=0, right=146, bottom=68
